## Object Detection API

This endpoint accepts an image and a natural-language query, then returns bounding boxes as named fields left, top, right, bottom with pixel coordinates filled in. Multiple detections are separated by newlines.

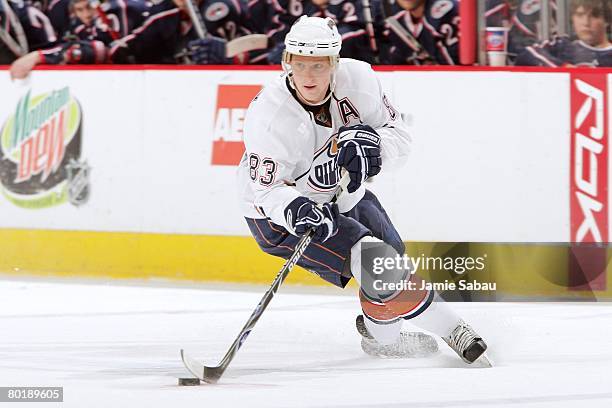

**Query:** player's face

left=397, top=0, right=426, bottom=12
left=73, top=0, right=94, bottom=26
left=289, top=55, right=332, bottom=104
left=572, top=6, right=609, bottom=47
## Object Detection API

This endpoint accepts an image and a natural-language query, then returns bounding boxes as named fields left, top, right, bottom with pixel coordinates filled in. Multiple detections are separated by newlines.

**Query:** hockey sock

left=350, top=236, right=403, bottom=345
left=351, top=236, right=461, bottom=340
left=404, top=293, right=461, bottom=339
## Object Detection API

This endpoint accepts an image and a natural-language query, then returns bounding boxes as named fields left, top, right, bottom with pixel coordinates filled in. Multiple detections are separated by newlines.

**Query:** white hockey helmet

left=284, top=15, right=342, bottom=58
left=282, top=16, right=342, bottom=105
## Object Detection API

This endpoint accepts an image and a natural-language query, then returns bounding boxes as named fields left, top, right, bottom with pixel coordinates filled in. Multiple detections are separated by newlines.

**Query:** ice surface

left=1, top=278, right=611, bottom=408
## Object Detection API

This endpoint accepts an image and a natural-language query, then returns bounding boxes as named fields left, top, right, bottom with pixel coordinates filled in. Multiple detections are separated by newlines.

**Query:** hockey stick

left=183, top=0, right=267, bottom=59
left=381, top=0, right=434, bottom=63
left=360, top=0, right=379, bottom=63
left=185, top=0, right=208, bottom=39
left=181, top=172, right=350, bottom=384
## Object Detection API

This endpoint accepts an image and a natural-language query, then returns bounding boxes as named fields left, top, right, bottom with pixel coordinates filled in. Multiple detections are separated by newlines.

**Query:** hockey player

left=515, top=0, right=611, bottom=67
left=381, top=0, right=460, bottom=65
left=238, top=15, right=488, bottom=362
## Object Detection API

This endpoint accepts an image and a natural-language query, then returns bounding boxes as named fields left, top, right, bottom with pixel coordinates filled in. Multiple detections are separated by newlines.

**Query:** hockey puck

left=178, top=377, right=201, bottom=386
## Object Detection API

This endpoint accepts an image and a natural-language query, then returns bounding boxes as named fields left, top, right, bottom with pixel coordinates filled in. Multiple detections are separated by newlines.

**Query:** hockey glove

left=284, top=196, right=339, bottom=242
left=188, top=37, right=231, bottom=65
left=266, top=43, right=285, bottom=64
left=336, top=124, right=382, bottom=193
left=40, top=41, right=108, bottom=65
left=63, top=41, right=108, bottom=64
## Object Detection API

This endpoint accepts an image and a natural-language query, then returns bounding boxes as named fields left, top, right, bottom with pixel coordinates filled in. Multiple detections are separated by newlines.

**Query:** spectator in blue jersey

left=330, top=0, right=386, bottom=65
left=9, top=0, right=256, bottom=78
left=485, top=0, right=512, bottom=28
left=0, top=0, right=57, bottom=64
left=380, top=0, right=460, bottom=65
left=515, top=0, right=610, bottom=67
left=508, top=0, right=557, bottom=60
left=9, top=0, right=125, bottom=78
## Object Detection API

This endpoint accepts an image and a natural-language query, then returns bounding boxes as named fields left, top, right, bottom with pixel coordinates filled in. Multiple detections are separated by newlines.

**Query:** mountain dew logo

left=0, top=87, right=88, bottom=209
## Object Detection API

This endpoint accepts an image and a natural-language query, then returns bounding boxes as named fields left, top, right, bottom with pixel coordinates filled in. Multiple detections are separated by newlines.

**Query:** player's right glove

left=336, top=124, right=382, bottom=193
left=284, top=196, right=339, bottom=242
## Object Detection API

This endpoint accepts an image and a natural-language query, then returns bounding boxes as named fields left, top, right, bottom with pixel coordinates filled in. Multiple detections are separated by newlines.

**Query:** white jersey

left=237, top=58, right=411, bottom=232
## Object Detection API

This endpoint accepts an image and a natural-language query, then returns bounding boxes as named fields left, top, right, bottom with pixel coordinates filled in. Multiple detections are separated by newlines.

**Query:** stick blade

left=226, top=34, right=268, bottom=57
left=180, top=349, right=223, bottom=384
left=180, top=349, right=204, bottom=379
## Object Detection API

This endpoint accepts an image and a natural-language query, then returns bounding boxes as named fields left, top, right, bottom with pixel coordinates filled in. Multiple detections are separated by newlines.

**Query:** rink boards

left=0, top=66, right=611, bottom=296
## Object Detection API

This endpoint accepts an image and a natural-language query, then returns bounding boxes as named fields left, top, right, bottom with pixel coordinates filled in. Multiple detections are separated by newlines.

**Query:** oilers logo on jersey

left=307, top=136, right=341, bottom=192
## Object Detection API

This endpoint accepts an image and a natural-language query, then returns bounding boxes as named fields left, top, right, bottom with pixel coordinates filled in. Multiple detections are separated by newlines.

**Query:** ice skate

left=355, top=315, right=439, bottom=359
left=443, top=320, right=489, bottom=365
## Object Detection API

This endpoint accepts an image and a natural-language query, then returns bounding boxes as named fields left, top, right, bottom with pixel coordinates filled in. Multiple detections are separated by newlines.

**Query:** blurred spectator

left=186, top=0, right=260, bottom=64
left=508, top=0, right=557, bottom=59
left=46, top=0, right=152, bottom=40
left=485, top=0, right=512, bottom=28
left=1, top=0, right=23, bottom=63
left=381, top=0, right=460, bottom=65
left=331, top=0, right=386, bottom=64
left=256, top=0, right=385, bottom=64
left=0, top=0, right=56, bottom=64
left=64, top=0, right=113, bottom=42
left=9, top=0, right=152, bottom=77
left=245, top=0, right=267, bottom=34
left=7, top=0, right=611, bottom=68
left=516, top=0, right=610, bottom=67
left=46, top=0, right=71, bottom=36
left=10, top=0, right=258, bottom=77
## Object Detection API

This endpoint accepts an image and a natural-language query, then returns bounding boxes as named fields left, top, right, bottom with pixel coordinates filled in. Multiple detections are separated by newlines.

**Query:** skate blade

left=478, top=353, right=493, bottom=368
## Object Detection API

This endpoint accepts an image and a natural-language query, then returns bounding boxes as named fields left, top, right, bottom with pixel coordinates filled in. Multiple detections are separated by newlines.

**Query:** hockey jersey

left=109, top=0, right=252, bottom=63
left=509, top=0, right=557, bottom=57
left=2, top=0, right=56, bottom=51
left=516, top=35, right=612, bottom=67
left=485, top=0, right=511, bottom=28
left=382, top=0, right=459, bottom=65
left=237, top=58, right=411, bottom=231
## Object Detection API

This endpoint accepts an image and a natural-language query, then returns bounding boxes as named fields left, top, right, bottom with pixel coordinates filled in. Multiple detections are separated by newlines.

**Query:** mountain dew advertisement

left=0, top=87, right=89, bottom=209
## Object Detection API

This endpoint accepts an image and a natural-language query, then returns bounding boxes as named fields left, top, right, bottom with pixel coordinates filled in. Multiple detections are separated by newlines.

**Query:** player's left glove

left=336, top=124, right=382, bottom=193
left=187, top=37, right=231, bottom=64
